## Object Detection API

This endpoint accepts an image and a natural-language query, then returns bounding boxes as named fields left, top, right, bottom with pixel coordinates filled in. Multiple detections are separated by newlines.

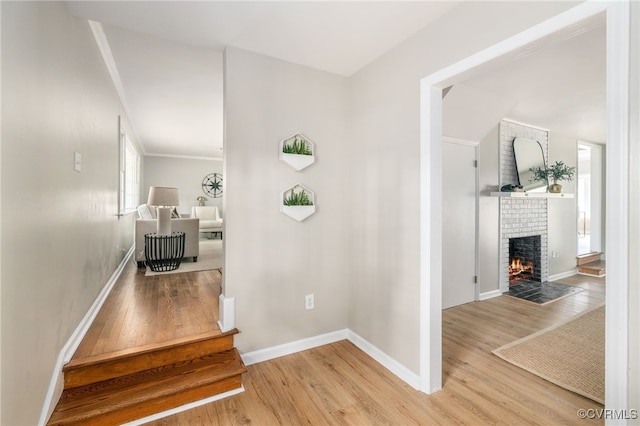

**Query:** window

left=119, top=131, right=140, bottom=215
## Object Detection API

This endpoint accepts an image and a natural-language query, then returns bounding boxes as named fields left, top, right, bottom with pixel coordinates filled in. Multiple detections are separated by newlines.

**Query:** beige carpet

left=145, top=238, right=222, bottom=276
left=493, top=304, right=605, bottom=404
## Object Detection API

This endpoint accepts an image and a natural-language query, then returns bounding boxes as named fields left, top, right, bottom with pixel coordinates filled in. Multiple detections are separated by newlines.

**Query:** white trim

left=88, top=21, right=144, bottom=155
left=39, top=246, right=135, bottom=426
left=217, top=294, right=235, bottom=332
left=479, top=290, right=502, bottom=301
left=442, top=136, right=479, bottom=147
left=347, top=331, right=422, bottom=390
left=577, top=271, right=606, bottom=278
left=420, top=0, right=629, bottom=403
left=241, top=329, right=348, bottom=366
left=240, top=329, right=421, bottom=390
left=121, top=386, right=245, bottom=426
left=419, top=83, right=443, bottom=394
left=144, top=152, right=223, bottom=162
left=548, top=270, right=578, bottom=282
left=605, top=1, right=630, bottom=418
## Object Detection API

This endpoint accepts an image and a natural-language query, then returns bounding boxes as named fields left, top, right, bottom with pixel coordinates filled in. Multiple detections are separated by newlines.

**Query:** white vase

left=156, top=207, right=172, bottom=235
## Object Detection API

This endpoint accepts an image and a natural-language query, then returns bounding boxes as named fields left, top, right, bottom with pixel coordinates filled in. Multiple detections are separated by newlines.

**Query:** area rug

left=145, top=238, right=222, bottom=276
left=505, top=281, right=584, bottom=305
left=493, top=304, right=605, bottom=404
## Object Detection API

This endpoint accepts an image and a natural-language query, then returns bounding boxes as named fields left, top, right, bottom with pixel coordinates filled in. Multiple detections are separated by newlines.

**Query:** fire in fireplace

left=509, top=257, right=534, bottom=282
left=509, top=235, right=542, bottom=285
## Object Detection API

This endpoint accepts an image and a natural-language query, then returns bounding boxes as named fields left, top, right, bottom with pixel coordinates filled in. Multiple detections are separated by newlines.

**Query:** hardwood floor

left=147, top=275, right=605, bottom=425
left=72, top=262, right=223, bottom=360
left=49, top=263, right=244, bottom=425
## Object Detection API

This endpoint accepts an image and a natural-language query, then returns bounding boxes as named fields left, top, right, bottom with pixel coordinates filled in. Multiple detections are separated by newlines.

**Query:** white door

left=442, top=140, right=477, bottom=309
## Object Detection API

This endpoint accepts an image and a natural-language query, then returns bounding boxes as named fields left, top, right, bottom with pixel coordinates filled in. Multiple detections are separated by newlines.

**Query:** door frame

left=418, top=1, right=630, bottom=414
left=442, top=136, right=479, bottom=305
left=576, top=140, right=604, bottom=255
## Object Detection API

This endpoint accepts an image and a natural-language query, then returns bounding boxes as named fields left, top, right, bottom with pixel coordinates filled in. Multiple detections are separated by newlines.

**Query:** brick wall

left=499, top=120, right=549, bottom=290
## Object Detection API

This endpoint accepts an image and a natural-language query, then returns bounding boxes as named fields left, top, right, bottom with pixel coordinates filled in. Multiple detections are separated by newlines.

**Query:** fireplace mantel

left=490, top=192, right=574, bottom=198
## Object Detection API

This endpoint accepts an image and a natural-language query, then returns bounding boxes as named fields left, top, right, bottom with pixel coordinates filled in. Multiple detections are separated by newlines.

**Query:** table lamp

left=147, top=186, right=179, bottom=235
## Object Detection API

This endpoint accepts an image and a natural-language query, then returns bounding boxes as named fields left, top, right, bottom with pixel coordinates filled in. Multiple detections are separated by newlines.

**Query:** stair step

left=578, top=260, right=606, bottom=276
left=48, top=348, right=247, bottom=425
left=64, top=329, right=238, bottom=389
left=576, top=252, right=602, bottom=266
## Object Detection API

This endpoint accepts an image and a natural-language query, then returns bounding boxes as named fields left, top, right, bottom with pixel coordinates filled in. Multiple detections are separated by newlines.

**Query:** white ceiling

left=67, top=1, right=460, bottom=158
left=456, top=18, right=606, bottom=143
left=68, top=1, right=460, bottom=76
left=67, top=2, right=606, bottom=159
left=101, top=24, right=224, bottom=158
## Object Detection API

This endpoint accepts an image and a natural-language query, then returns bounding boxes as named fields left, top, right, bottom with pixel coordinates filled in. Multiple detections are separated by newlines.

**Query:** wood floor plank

left=71, top=262, right=222, bottom=361
left=147, top=275, right=605, bottom=425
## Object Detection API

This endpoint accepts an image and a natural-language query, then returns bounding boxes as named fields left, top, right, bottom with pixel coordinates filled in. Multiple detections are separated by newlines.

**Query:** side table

left=144, top=232, right=185, bottom=272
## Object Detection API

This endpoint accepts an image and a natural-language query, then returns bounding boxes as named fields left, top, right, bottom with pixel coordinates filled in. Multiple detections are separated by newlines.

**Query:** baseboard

left=549, top=269, right=578, bottom=281
left=241, top=329, right=349, bottom=366
left=38, top=246, right=134, bottom=426
left=479, top=289, right=502, bottom=300
left=218, top=294, right=235, bottom=332
left=347, top=330, right=422, bottom=390
left=578, top=271, right=606, bottom=278
left=121, top=386, right=245, bottom=426
left=240, top=328, right=421, bottom=391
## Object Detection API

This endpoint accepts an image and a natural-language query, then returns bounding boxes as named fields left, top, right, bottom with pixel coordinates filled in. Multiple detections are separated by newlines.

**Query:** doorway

left=419, top=2, right=630, bottom=408
left=577, top=142, right=604, bottom=255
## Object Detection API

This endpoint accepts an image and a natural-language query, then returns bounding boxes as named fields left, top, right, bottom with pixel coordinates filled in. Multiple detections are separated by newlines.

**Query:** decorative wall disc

left=202, top=173, right=223, bottom=198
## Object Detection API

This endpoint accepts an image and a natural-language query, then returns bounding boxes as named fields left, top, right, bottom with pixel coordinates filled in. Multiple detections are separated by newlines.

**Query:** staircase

left=577, top=252, right=606, bottom=277
left=47, top=329, right=246, bottom=425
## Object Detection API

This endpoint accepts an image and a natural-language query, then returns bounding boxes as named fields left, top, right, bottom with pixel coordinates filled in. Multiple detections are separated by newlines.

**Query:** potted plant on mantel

left=529, top=161, right=576, bottom=193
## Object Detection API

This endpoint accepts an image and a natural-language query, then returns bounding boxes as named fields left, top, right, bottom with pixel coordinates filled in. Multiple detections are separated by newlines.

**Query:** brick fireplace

left=499, top=120, right=549, bottom=290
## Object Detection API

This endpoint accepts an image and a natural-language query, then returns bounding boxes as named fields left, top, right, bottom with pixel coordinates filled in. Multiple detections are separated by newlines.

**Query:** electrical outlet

left=305, top=294, right=314, bottom=310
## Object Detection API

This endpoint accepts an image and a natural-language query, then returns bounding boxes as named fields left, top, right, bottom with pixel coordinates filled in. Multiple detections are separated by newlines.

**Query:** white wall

left=224, top=47, right=349, bottom=351
left=143, top=156, right=223, bottom=216
left=1, top=3, right=137, bottom=424
left=478, top=126, right=500, bottom=294
left=347, top=1, right=578, bottom=374
left=548, top=132, right=578, bottom=276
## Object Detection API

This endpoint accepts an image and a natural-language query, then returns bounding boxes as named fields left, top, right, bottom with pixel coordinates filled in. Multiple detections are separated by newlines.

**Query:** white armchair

left=191, top=206, right=223, bottom=238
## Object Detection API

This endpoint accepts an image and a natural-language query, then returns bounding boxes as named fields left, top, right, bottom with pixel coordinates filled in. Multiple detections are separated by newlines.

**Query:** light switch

left=74, top=151, right=82, bottom=172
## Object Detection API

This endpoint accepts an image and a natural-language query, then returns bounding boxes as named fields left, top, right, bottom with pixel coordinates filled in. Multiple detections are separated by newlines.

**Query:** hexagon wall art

left=280, top=183, right=316, bottom=222
left=279, top=133, right=315, bottom=171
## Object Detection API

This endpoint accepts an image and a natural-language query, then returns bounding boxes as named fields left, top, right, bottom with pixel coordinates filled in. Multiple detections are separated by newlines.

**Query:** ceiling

left=456, top=16, right=606, bottom=143
left=66, top=2, right=606, bottom=159
left=67, top=1, right=460, bottom=159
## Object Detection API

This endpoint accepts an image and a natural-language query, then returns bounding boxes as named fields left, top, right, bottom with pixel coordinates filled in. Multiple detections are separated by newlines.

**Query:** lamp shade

left=147, top=186, right=179, bottom=207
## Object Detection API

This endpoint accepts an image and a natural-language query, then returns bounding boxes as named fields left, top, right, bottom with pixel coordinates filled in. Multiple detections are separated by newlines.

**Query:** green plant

left=528, top=166, right=550, bottom=184
left=529, top=161, right=576, bottom=184
left=546, top=161, right=575, bottom=184
left=282, top=136, right=312, bottom=155
left=283, top=188, right=313, bottom=206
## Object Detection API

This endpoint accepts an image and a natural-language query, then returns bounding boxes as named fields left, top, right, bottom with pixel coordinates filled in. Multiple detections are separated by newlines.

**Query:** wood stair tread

left=63, top=329, right=239, bottom=389
left=65, top=328, right=237, bottom=371
left=578, top=260, right=606, bottom=276
left=48, top=348, right=246, bottom=425
left=576, top=252, right=602, bottom=266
